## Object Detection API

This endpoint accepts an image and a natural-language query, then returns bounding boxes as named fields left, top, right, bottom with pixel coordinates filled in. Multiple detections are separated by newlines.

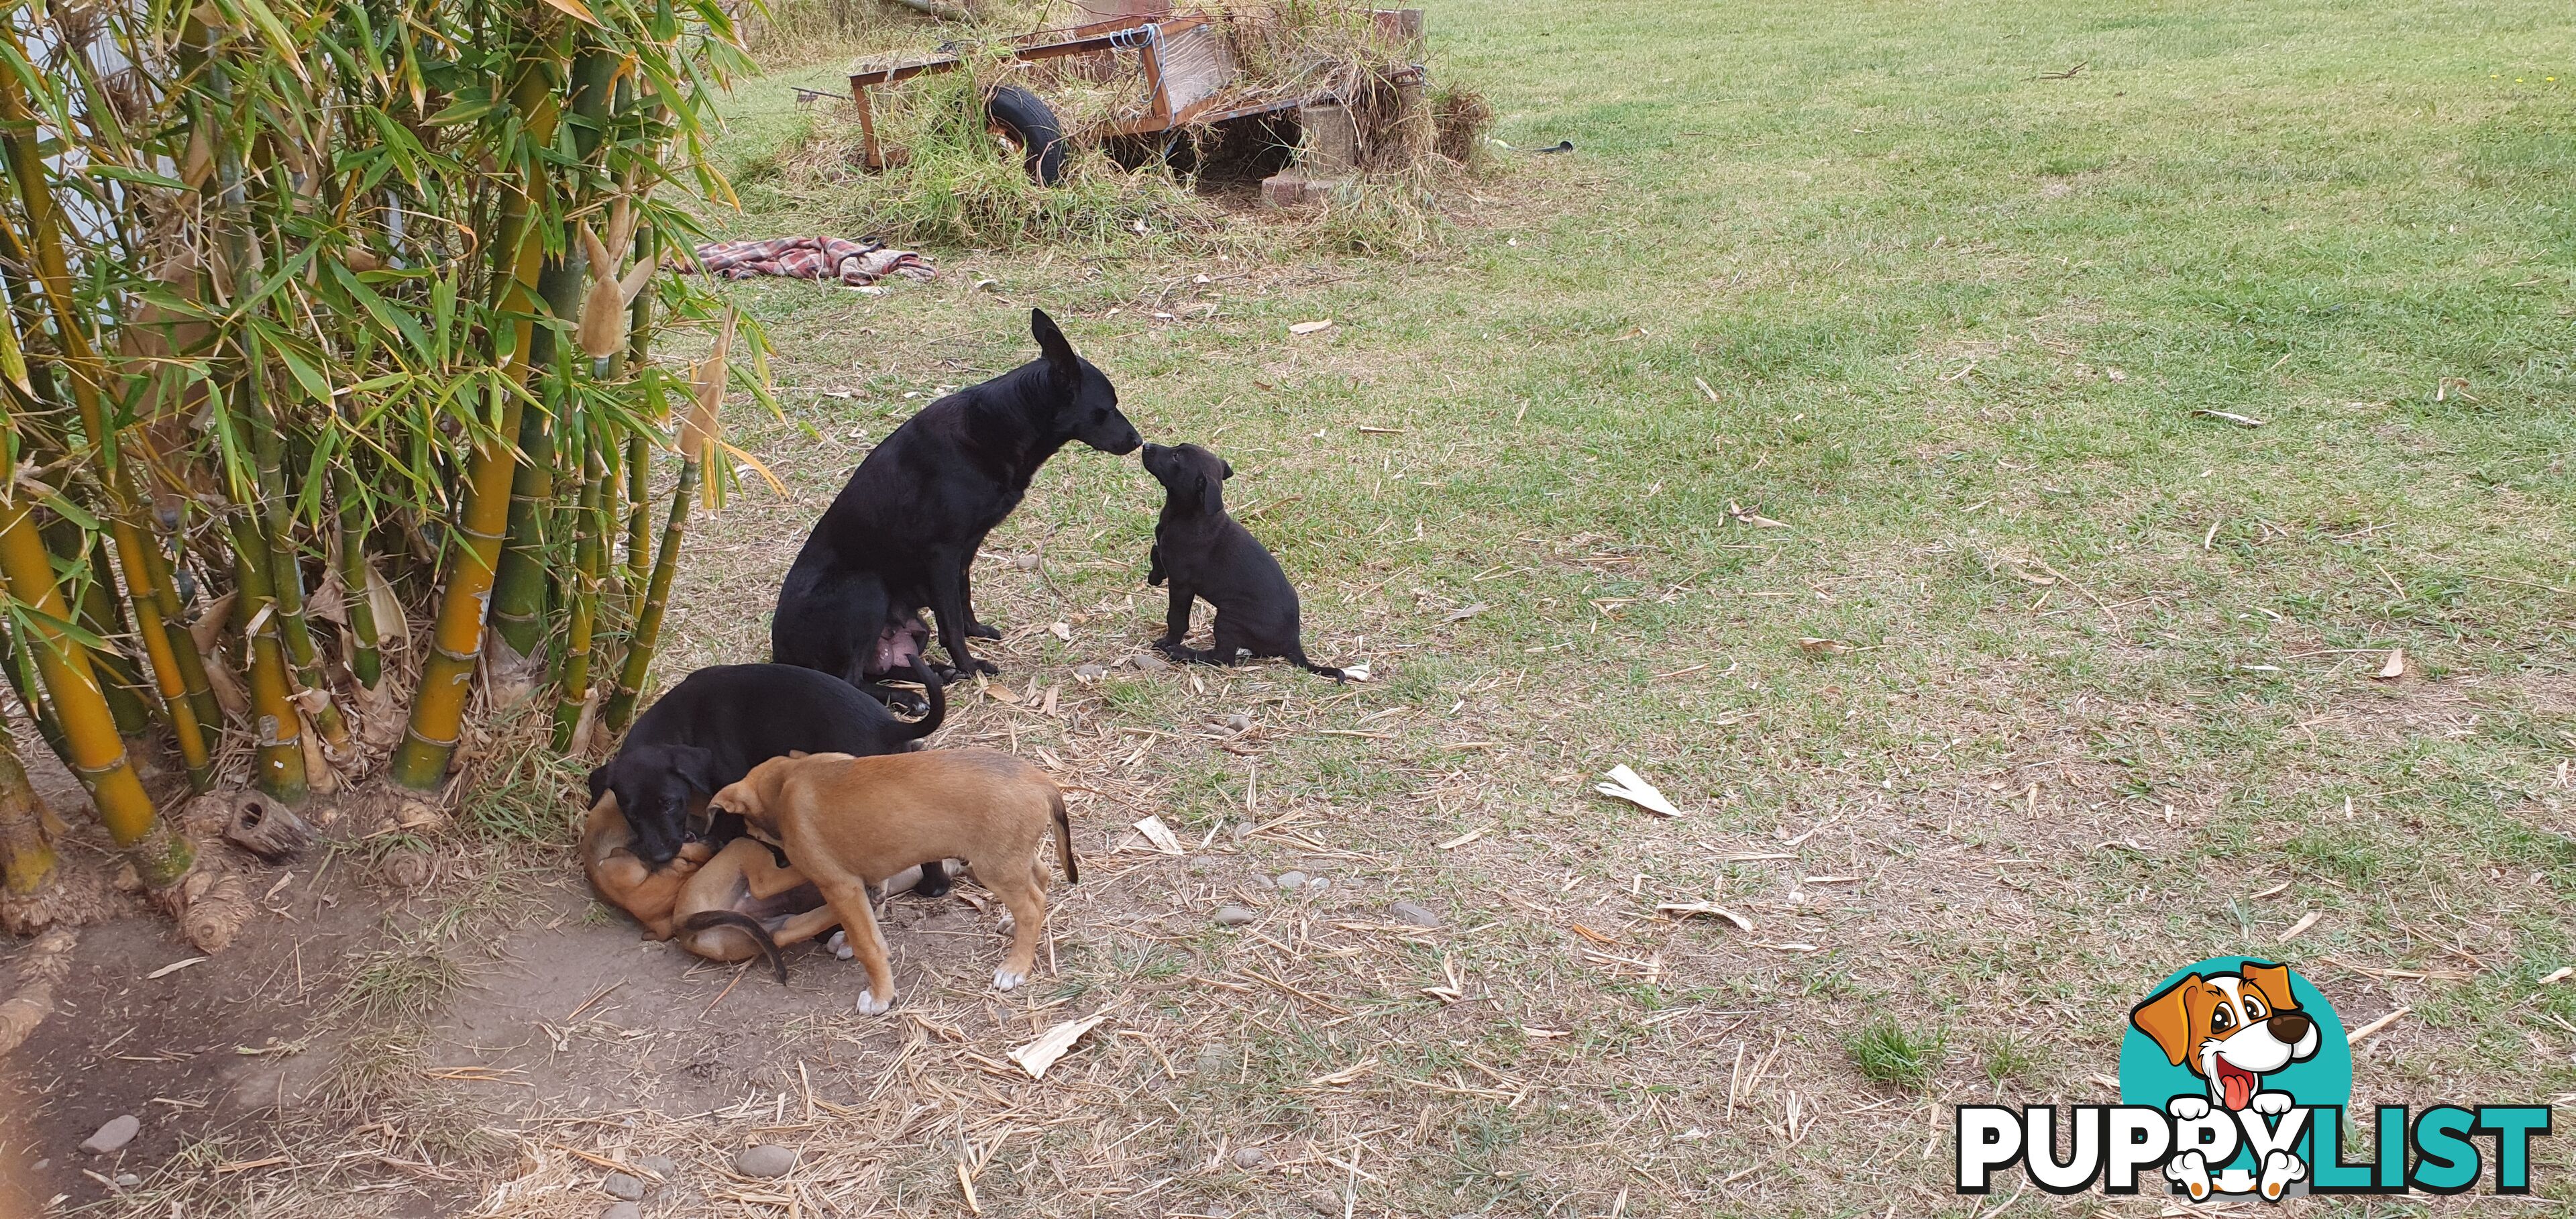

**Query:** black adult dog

left=773, top=309, right=1140, bottom=698
left=1142, top=442, right=1344, bottom=680
left=586, top=663, right=948, bottom=894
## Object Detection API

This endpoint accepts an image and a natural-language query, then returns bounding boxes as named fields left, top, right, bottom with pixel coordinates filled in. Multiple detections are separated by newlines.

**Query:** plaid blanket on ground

left=682, top=236, right=936, bottom=286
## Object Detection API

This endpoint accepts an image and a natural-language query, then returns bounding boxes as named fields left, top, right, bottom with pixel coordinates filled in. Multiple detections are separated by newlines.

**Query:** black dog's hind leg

left=961, top=552, right=1001, bottom=640
left=1282, top=639, right=1346, bottom=682
left=928, top=548, right=999, bottom=676
left=912, top=860, right=952, bottom=898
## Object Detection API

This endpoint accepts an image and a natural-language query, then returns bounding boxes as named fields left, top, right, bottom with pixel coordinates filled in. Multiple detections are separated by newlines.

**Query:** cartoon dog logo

left=2129, top=961, right=2321, bottom=1199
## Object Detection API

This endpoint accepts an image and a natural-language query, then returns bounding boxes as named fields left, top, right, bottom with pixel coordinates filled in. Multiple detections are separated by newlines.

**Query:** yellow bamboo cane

left=0, top=725, right=56, bottom=898
left=388, top=50, right=561, bottom=791
left=0, top=495, right=190, bottom=886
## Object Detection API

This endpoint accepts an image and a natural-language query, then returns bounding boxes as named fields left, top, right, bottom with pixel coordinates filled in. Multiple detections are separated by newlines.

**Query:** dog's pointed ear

left=1220, top=458, right=1234, bottom=479
left=787, top=749, right=810, bottom=759
left=1032, top=308, right=1077, bottom=378
left=2240, top=961, right=2296, bottom=1012
left=586, top=764, right=611, bottom=802
left=669, top=744, right=722, bottom=794
left=2130, top=974, right=2201, bottom=1066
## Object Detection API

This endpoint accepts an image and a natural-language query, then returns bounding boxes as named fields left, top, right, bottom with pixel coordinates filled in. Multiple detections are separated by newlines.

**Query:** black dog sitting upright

left=1142, top=442, right=1344, bottom=680
left=587, top=661, right=953, bottom=893
left=773, top=309, right=1140, bottom=698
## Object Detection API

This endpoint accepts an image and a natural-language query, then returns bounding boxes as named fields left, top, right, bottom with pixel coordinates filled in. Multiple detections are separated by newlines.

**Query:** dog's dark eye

left=2241, top=994, right=2268, bottom=1021
left=2210, top=1005, right=2237, bottom=1034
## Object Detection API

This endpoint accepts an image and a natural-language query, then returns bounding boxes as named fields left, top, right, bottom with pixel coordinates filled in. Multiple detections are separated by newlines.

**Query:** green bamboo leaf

left=85, top=164, right=192, bottom=191
left=326, top=261, right=433, bottom=362
left=0, top=312, right=29, bottom=396
left=272, top=341, right=334, bottom=406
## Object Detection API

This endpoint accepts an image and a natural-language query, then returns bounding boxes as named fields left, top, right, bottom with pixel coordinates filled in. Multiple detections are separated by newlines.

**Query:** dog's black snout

left=2266, top=1011, right=2311, bottom=1043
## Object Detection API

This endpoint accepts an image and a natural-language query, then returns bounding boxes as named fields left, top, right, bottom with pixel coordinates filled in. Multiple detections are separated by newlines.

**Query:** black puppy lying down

left=1142, top=442, right=1344, bottom=680
left=586, top=661, right=954, bottom=894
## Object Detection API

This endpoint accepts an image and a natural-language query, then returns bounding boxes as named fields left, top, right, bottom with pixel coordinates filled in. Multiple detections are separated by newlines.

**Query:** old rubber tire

left=986, top=85, right=1068, bottom=186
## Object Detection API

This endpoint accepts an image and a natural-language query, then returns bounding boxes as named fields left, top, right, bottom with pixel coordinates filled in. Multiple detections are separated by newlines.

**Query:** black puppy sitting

left=773, top=309, right=1140, bottom=701
left=1142, top=442, right=1344, bottom=680
left=586, top=661, right=955, bottom=894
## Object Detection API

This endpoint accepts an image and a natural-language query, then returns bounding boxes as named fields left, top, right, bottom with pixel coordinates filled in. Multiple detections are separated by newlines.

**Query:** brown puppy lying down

left=579, top=793, right=714, bottom=941
left=582, top=792, right=841, bottom=977
left=708, top=749, right=1076, bottom=1014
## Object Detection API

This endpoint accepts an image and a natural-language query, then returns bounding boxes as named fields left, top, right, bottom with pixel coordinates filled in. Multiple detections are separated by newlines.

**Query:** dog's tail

left=1051, top=788, right=1079, bottom=884
left=679, top=910, right=789, bottom=985
left=899, top=655, right=947, bottom=741
left=1285, top=641, right=1346, bottom=683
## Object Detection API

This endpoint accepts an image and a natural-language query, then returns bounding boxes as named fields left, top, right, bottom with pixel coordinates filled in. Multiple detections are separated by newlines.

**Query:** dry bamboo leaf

left=578, top=283, right=629, bottom=361
left=604, top=195, right=636, bottom=262
left=1797, top=637, right=1853, bottom=656
left=535, top=0, right=600, bottom=24
left=1132, top=815, right=1182, bottom=855
left=2277, top=911, right=2321, bottom=943
left=1304, top=1057, right=1377, bottom=1087
left=2540, top=967, right=2572, bottom=986
left=1289, top=319, right=1334, bottom=335
left=2376, top=648, right=2405, bottom=680
left=146, top=956, right=209, bottom=979
left=1007, top=1013, right=1107, bottom=1079
left=1595, top=764, right=1682, bottom=817
left=577, top=223, right=616, bottom=286
left=616, top=256, right=655, bottom=307
left=2251, top=878, right=2292, bottom=900
left=2194, top=409, right=2266, bottom=427
left=1656, top=902, right=1752, bottom=931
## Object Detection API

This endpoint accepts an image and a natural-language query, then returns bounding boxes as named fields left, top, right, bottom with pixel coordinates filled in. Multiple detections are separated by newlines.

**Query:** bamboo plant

left=0, top=0, right=761, bottom=940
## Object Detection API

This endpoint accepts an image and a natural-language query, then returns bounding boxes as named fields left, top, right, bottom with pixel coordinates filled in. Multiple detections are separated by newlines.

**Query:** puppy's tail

left=899, top=655, right=947, bottom=741
left=1285, top=641, right=1346, bottom=683
left=1051, top=788, right=1079, bottom=884
left=680, top=910, right=789, bottom=985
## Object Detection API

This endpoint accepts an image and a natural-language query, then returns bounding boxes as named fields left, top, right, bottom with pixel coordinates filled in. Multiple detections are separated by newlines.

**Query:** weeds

left=1847, top=1016, right=1943, bottom=1091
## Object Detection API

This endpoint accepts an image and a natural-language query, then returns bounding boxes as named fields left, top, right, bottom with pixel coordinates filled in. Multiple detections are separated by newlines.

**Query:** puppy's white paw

left=855, top=988, right=893, bottom=1016
left=2259, top=1149, right=2307, bottom=1200
left=827, top=931, right=854, bottom=961
left=2251, top=1090, right=2294, bottom=1116
left=994, top=964, right=1028, bottom=991
left=2165, top=1150, right=2211, bottom=1201
left=2167, top=1096, right=2211, bottom=1120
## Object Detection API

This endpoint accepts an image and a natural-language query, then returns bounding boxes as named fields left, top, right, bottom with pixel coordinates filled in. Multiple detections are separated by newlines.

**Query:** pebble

left=637, top=1155, right=676, bottom=1175
left=1230, top=821, right=1254, bottom=841
left=1309, top=878, right=1330, bottom=892
left=1187, top=855, right=1219, bottom=873
left=1388, top=901, right=1443, bottom=929
left=601, top=1172, right=646, bottom=1201
left=1012, top=553, right=1040, bottom=570
left=1213, top=905, right=1256, bottom=926
left=735, top=1145, right=796, bottom=1178
left=1275, top=871, right=1308, bottom=891
left=600, top=1204, right=642, bottom=1219
left=1222, top=712, right=1253, bottom=732
left=113, top=1174, right=139, bottom=1188
left=1232, top=1146, right=1267, bottom=1169
left=1074, top=664, right=1106, bottom=680
left=80, top=1115, right=140, bottom=1155
left=1132, top=652, right=1171, bottom=672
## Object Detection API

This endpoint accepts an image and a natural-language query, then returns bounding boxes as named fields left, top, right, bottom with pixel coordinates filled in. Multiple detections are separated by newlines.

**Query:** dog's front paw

left=2259, top=1149, right=2308, bottom=1200
left=2251, top=1090, right=2294, bottom=1116
left=2165, top=1150, right=2212, bottom=1201
left=993, top=963, right=1028, bottom=991
left=2167, top=1096, right=2211, bottom=1120
left=826, top=931, right=855, bottom=960
left=855, top=987, right=894, bottom=1016
left=967, top=622, right=1002, bottom=641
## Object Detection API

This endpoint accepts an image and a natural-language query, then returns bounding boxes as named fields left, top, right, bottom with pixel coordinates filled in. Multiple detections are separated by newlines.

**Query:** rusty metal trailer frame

left=845, top=11, right=1300, bottom=171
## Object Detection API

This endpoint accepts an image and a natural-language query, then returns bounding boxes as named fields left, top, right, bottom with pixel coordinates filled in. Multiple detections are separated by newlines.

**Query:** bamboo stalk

left=226, top=518, right=308, bottom=805
left=0, top=623, right=69, bottom=768
left=332, top=467, right=382, bottom=690
left=388, top=41, right=562, bottom=792
left=551, top=421, right=604, bottom=749
left=0, top=58, right=220, bottom=788
left=0, top=727, right=56, bottom=899
left=248, top=407, right=347, bottom=749
left=601, top=454, right=697, bottom=734
left=0, top=493, right=189, bottom=887
left=44, top=520, right=156, bottom=739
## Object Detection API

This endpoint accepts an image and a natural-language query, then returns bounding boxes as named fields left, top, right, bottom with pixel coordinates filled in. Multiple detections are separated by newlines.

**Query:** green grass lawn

left=619, top=0, right=2576, bottom=1211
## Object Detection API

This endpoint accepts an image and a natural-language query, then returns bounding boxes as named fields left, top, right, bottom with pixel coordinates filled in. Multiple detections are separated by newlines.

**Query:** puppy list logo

left=1956, top=957, right=2553, bottom=1201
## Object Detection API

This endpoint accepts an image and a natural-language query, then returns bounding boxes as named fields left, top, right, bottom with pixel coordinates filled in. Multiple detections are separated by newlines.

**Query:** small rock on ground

left=1132, top=652, right=1171, bottom=671
left=113, top=1174, right=139, bottom=1188
left=1213, top=905, right=1256, bottom=926
left=637, top=1155, right=676, bottom=1175
left=1275, top=871, right=1308, bottom=891
left=735, top=1145, right=796, bottom=1178
left=1388, top=901, right=1442, bottom=928
left=81, top=1115, right=140, bottom=1155
left=1232, top=1146, right=1267, bottom=1169
left=600, top=1205, right=641, bottom=1219
left=1074, top=664, right=1106, bottom=680
left=601, top=1172, right=646, bottom=1201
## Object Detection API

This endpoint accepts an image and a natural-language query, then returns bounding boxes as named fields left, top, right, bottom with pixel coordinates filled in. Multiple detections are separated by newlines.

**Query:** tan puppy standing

left=707, top=749, right=1076, bottom=1014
